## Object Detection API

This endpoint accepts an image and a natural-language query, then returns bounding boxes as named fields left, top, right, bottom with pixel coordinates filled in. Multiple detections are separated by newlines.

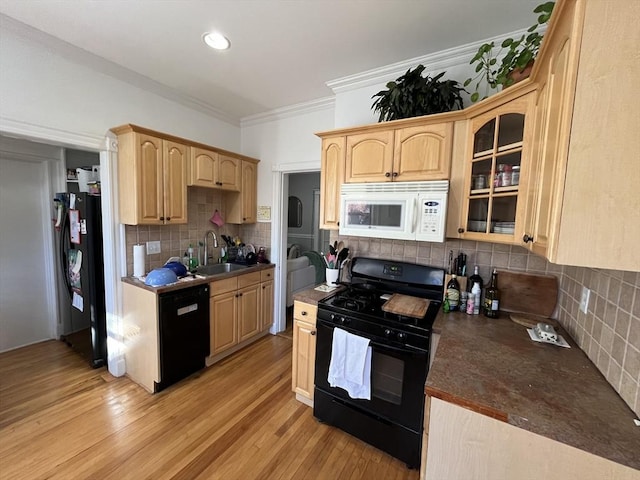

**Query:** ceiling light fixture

left=203, top=32, right=230, bottom=50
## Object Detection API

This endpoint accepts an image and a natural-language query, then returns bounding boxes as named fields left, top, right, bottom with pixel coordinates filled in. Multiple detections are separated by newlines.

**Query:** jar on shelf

left=512, top=165, right=520, bottom=185
left=502, top=165, right=513, bottom=186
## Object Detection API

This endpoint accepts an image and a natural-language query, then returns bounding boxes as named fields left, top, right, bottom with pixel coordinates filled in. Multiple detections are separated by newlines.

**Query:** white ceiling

left=0, top=0, right=543, bottom=122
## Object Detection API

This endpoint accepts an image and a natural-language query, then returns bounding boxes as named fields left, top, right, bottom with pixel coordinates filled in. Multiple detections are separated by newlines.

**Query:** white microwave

left=339, top=181, right=448, bottom=242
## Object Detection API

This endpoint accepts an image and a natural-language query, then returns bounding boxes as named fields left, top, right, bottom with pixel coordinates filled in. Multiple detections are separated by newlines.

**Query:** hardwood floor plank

left=0, top=335, right=418, bottom=480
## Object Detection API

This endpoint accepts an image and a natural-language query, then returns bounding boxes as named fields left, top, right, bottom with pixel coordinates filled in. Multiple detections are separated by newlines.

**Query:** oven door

left=314, top=319, right=429, bottom=432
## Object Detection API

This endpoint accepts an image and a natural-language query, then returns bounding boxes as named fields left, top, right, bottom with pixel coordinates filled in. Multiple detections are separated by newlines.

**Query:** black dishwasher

left=155, top=284, right=210, bottom=392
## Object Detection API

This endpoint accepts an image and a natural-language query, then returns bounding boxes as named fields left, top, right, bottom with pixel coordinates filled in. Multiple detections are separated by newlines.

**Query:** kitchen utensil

left=381, top=294, right=428, bottom=319
left=337, top=247, right=349, bottom=265
left=337, top=241, right=344, bottom=253
left=497, top=270, right=559, bottom=317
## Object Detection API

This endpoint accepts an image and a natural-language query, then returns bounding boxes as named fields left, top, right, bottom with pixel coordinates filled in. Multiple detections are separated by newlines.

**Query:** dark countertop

left=122, top=263, right=275, bottom=294
left=293, top=285, right=344, bottom=305
left=426, top=310, right=640, bottom=471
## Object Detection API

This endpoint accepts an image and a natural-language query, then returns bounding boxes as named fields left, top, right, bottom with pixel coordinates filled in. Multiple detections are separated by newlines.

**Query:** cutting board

left=382, top=294, right=428, bottom=319
left=497, top=270, right=559, bottom=318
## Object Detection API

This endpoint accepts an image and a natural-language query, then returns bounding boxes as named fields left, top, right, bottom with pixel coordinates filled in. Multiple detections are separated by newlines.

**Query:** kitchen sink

left=196, top=263, right=248, bottom=276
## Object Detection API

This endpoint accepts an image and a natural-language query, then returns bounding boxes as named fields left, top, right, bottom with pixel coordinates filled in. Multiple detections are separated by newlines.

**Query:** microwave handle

left=412, top=198, right=418, bottom=234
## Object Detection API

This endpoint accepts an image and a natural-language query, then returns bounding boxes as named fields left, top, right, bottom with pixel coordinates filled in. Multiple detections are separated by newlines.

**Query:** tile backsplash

left=125, top=187, right=269, bottom=274
left=331, top=234, right=640, bottom=417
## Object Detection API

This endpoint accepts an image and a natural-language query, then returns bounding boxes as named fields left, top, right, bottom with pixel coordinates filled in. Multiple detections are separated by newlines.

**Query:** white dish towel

left=327, top=327, right=372, bottom=400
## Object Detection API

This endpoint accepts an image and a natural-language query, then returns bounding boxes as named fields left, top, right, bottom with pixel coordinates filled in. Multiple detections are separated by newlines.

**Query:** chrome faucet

left=203, top=231, right=219, bottom=265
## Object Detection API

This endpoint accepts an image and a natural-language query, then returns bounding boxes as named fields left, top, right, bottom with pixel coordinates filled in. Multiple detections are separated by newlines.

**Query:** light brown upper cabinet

left=114, top=127, right=187, bottom=225
left=319, top=136, right=345, bottom=230
left=345, top=123, right=452, bottom=183
left=453, top=93, right=534, bottom=244
left=522, top=0, right=639, bottom=271
left=189, top=148, right=241, bottom=191
left=226, top=159, right=258, bottom=224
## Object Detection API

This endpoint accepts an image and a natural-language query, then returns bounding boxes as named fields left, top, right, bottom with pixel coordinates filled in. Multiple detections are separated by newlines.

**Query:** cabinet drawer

left=210, top=277, right=237, bottom=296
left=260, top=267, right=274, bottom=282
left=238, top=271, right=261, bottom=288
left=293, top=301, right=317, bottom=325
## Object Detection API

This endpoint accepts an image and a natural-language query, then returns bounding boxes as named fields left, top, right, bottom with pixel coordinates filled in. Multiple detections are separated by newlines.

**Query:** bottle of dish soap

left=188, top=244, right=198, bottom=271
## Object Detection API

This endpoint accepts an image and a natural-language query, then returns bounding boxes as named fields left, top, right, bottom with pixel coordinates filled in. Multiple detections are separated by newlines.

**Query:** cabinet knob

left=301, top=311, right=307, bottom=316
left=458, top=227, right=465, bottom=234
left=385, top=172, right=391, bottom=177
left=166, top=217, right=171, bottom=221
left=523, top=234, right=534, bottom=243
left=392, top=172, right=398, bottom=177
left=310, top=330, right=316, bottom=336
left=160, top=216, right=165, bottom=221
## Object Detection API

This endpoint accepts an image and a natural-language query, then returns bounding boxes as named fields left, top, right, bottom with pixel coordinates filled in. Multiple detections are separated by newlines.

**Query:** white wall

left=0, top=138, right=63, bottom=351
left=0, top=20, right=241, bottom=151
left=241, top=105, right=334, bottom=208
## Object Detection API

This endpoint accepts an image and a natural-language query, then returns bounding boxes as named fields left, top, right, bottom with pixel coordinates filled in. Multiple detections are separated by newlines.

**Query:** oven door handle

left=369, top=339, right=427, bottom=356
left=318, top=322, right=429, bottom=355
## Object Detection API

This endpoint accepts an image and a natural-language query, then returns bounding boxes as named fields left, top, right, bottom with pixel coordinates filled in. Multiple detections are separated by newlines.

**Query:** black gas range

left=314, top=257, right=445, bottom=469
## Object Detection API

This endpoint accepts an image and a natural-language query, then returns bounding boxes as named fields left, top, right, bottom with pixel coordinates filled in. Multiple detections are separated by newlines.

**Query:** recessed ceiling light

left=203, top=32, right=230, bottom=50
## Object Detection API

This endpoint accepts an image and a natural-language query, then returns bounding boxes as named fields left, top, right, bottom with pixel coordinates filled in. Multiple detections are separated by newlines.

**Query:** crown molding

left=241, top=97, right=335, bottom=128
left=326, top=27, right=532, bottom=94
left=0, top=116, right=105, bottom=150
left=1, top=14, right=240, bottom=127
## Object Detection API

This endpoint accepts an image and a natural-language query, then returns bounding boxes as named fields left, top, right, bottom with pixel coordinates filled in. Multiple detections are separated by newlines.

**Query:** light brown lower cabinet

left=208, top=266, right=274, bottom=364
left=422, top=397, right=638, bottom=479
left=291, top=300, right=317, bottom=407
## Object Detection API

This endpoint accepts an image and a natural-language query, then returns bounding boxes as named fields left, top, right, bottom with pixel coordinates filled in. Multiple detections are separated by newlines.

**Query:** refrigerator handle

left=59, top=210, right=73, bottom=299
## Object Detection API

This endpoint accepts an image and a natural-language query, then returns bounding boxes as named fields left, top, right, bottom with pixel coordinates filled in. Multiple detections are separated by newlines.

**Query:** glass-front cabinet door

left=461, top=93, right=533, bottom=243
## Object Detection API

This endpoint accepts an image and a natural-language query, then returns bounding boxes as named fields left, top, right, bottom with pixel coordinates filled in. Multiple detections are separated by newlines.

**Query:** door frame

left=0, top=120, right=124, bottom=373
left=270, top=162, right=319, bottom=334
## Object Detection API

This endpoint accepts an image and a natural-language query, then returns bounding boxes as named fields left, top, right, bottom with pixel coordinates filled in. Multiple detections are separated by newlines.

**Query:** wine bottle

left=483, top=268, right=500, bottom=318
left=446, top=274, right=461, bottom=311
left=467, top=265, right=483, bottom=293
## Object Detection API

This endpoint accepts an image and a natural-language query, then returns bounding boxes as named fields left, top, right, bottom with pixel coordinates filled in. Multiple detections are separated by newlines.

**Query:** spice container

left=502, top=165, right=513, bottom=186
left=512, top=165, right=520, bottom=185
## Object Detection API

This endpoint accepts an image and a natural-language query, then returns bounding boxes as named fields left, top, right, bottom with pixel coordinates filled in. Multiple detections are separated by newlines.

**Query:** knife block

left=444, top=274, right=467, bottom=300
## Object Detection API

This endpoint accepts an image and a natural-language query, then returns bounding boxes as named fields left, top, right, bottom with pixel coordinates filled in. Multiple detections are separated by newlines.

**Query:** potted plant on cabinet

left=464, top=1, right=555, bottom=102
left=371, top=65, right=466, bottom=122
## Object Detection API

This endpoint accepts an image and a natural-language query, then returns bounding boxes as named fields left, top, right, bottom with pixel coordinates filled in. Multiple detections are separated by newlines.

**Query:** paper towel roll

left=133, top=244, right=146, bottom=278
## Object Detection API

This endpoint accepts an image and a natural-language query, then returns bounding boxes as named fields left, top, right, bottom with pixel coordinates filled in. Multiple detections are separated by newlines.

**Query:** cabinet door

left=163, top=140, right=188, bottom=224
left=237, top=283, right=260, bottom=342
left=345, top=131, right=394, bottom=183
left=460, top=94, right=533, bottom=243
left=394, top=123, right=453, bottom=181
left=189, top=147, right=218, bottom=188
left=136, top=133, right=164, bottom=224
left=240, top=160, right=257, bottom=223
left=260, top=280, right=274, bottom=331
left=320, top=136, right=345, bottom=230
left=210, top=291, right=237, bottom=355
left=218, top=154, right=241, bottom=191
left=292, top=319, right=316, bottom=400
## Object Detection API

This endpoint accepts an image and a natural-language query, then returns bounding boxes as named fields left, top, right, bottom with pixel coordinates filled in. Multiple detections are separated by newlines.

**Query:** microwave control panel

left=417, top=193, right=447, bottom=242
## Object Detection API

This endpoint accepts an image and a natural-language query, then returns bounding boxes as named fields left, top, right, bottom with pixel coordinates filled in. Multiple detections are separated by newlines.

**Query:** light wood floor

left=0, top=336, right=418, bottom=479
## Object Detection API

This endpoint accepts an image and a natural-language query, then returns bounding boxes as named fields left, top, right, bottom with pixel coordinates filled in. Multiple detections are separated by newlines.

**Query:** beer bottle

left=483, top=268, right=500, bottom=318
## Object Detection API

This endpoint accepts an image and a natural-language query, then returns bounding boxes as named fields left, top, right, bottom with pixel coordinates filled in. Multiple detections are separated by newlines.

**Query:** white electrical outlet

left=146, top=240, right=161, bottom=255
left=579, top=287, right=590, bottom=314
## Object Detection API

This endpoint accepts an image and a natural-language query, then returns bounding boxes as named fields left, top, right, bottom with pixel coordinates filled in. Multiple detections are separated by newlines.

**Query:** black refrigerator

left=53, top=192, right=107, bottom=367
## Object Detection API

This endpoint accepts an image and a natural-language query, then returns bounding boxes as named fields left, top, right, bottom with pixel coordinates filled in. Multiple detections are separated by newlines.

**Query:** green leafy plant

left=371, top=65, right=466, bottom=122
left=464, top=1, right=555, bottom=102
